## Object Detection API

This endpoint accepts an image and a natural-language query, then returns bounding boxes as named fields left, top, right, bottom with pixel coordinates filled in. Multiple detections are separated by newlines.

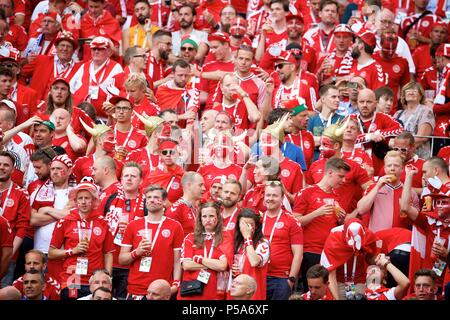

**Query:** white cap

left=0, top=99, right=16, bottom=113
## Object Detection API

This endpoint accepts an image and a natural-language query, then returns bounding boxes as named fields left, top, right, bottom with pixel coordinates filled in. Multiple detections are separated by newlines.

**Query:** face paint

left=319, top=136, right=336, bottom=158
left=381, top=33, right=398, bottom=59
left=261, top=133, right=277, bottom=156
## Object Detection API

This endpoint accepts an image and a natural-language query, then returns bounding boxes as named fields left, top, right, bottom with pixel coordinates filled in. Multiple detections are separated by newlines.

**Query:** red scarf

left=144, top=165, right=184, bottom=189
left=364, top=285, right=390, bottom=300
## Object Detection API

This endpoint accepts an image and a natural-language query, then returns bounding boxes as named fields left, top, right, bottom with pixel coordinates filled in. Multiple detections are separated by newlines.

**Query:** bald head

left=200, top=109, right=219, bottom=133
left=146, top=279, right=171, bottom=300
left=357, top=88, right=377, bottom=119
left=92, top=155, right=117, bottom=186
left=230, top=274, right=257, bottom=300
left=0, top=286, right=21, bottom=300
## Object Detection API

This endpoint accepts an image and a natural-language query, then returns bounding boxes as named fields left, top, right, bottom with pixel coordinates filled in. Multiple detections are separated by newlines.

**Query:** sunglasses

left=275, top=63, right=288, bottom=70
left=265, top=180, right=282, bottom=186
left=181, top=46, right=195, bottom=52
left=133, top=54, right=146, bottom=58
left=392, top=147, right=408, bottom=153
left=161, top=149, right=176, bottom=156
left=125, top=199, right=131, bottom=212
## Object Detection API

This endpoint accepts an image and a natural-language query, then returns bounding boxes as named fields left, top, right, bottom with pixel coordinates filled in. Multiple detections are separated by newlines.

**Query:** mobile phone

left=347, top=82, right=359, bottom=89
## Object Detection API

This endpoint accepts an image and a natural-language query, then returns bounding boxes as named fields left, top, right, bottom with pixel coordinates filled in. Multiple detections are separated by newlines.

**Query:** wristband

left=193, top=255, right=204, bottom=264
left=383, top=261, right=391, bottom=269
left=131, top=249, right=139, bottom=260
left=245, top=237, right=253, bottom=247
left=172, top=280, right=180, bottom=288
left=65, top=249, right=73, bottom=258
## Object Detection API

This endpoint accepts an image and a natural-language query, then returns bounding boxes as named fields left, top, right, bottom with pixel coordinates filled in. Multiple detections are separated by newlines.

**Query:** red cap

left=229, top=18, right=247, bottom=37
left=436, top=43, right=450, bottom=58
left=51, top=77, right=70, bottom=89
left=208, top=32, right=229, bottom=43
left=286, top=12, right=304, bottom=23
left=55, top=31, right=78, bottom=50
left=159, top=139, right=178, bottom=151
left=52, top=154, right=73, bottom=169
left=357, top=29, right=376, bottom=48
left=274, top=50, right=297, bottom=64
left=109, top=94, right=132, bottom=105
left=334, top=24, right=353, bottom=35
left=431, top=21, right=448, bottom=30
left=69, top=180, right=100, bottom=200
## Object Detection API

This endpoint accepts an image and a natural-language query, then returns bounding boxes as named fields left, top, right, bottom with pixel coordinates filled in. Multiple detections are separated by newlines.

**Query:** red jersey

left=349, top=59, right=387, bottom=90
left=6, top=24, right=28, bottom=52
left=121, top=216, right=184, bottom=295
left=242, top=184, right=267, bottom=213
left=166, top=199, right=198, bottom=237
left=131, top=98, right=159, bottom=131
left=213, top=100, right=254, bottom=131
left=399, top=13, right=441, bottom=51
left=112, top=126, right=148, bottom=153
left=143, top=167, right=184, bottom=204
left=178, top=233, right=226, bottom=300
left=306, top=158, right=371, bottom=212
left=262, top=210, right=303, bottom=278
left=437, top=145, right=450, bottom=164
left=13, top=274, right=60, bottom=300
left=315, top=49, right=354, bottom=80
left=304, top=28, right=336, bottom=54
left=273, top=70, right=319, bottom=112
left=125, top=148, right=159, bottom=182
left=50, top=209, right=115, bottom=286
left=199, top=59, right=235, bottom=109
left=301, top=288, right=335, bottom=300
left=342, top=148, right=374, bottom=170
left=247, top=9, right=270, bottom=38
left=0, top=183, right=31, bottom=241
left=413, top=44, right=433, bottom=80
left=293, top=185, right=340, bottom=254
left=285, top=131, right=315, bottom=168
left=146, top=50, right=167, bottom=83
left=99, top=181, right=123, bottom=216
left=0, top=216, right=13, bottom=262
left=375, top=227, right=412, bottom=254
left=373, top=53, right=411, bottom=111
left=197, top=164, right=242, bottom=191
left=52, top=134, right=87, bottom=162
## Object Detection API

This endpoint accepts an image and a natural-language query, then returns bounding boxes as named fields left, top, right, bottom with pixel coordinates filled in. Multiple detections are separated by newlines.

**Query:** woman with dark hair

left=227, top=208, right=270, bottom=300
left=178, top=202, right=228, bottom=300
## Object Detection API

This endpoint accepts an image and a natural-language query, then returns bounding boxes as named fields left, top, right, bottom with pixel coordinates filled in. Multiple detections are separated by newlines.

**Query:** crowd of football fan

left=0, top=0, right=449, bottom=301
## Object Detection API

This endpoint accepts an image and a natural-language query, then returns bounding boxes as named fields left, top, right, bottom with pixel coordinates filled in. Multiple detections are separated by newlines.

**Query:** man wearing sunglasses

left=379, top=132, right=424, bottom=195
left=272, top=50, right=319, bottom=115
left=179, top=37, right=198, bottom=65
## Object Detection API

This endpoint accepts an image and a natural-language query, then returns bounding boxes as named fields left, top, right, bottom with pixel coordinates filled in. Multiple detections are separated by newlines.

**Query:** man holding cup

left=48, top=180, right=114, bottom=300
left=119, top=185, right=184, bottom=300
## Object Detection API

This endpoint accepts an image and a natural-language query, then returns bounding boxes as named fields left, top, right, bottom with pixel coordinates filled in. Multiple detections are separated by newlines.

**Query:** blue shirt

left=307, top=113, right=345, bottom=161
left=251, top=141, right=307, bottom=171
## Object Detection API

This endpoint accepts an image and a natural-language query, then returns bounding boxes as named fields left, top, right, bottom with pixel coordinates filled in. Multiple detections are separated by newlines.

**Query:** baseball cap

left=274, top=51, right=297, bottom=64
left=52, top=154, right=73, bottom=169
left=286, top=12, right=304, bottom=23
left=90, top=36, right=113, bottom=49
left=357, top=29, right=376, bottom=48
left=0, top=99, right=16, bottom=113
left=436, top=43, right=450, bottom=58
left=159, top=139, right=178, bottom=151
left=208, top=32, right=230, bottom=43
left=37, top=114, right=56, bottom=131
left=334, top=24, right=353, bottom=35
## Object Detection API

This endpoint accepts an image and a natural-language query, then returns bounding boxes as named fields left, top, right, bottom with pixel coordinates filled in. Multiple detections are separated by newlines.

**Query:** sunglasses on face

left=133, top=54, right=146, bottom=58
left=275, top=63, right=288, bottom=70
left=161, top=149, right=176, bottom=156
left=181, top=46, right=195, bottom=52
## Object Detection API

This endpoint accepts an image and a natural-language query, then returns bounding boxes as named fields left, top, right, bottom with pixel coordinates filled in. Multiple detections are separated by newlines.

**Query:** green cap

left=290, top=103, right=308, bottom=116
left=40, top=120, right=56, bottom=131
left=181, top=38, right=198, bottom=51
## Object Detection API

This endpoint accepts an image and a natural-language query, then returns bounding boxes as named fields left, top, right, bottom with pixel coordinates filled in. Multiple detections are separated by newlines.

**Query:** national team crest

left=172, top=182, right=180, bottom=190
left=281, top=169, right=290, bottom=177
left=276, top=221, right=284, bottom=229
left=93, top=227, right=102, bottom=236
left=304, top=141, right=311, bottom=149
left=6, top=199, right=14, bottom=207
left=392, top=65, right=400, bottom=73
left=128, top=140, right=137, bottom=149
left=162, top=229, right=171, bottom=238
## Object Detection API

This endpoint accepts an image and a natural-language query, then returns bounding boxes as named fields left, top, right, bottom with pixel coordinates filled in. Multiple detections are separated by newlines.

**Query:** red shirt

left=52, top=134, right=87, bottom=162
left=121, top=216, right=184, bottom=295
left=292, top=185, right=342, bottom=254
left=0, top=184, right=31, bottom=241
left=373, top=53, right=411, bottom=112
left=50, top=209, right=115, bottom=286
left=0, top=216, right=13, bottom=263
left=213, top=100, right=253, bottom=131
left=301, top=288, right=335, bottom=300
left=306, top=158, right=371, bottom=212
left=399, top=13, right=441, bottom=51
left=262, top=210, right=303, bottom=277
left=112, top=126, right=148, bottom=153
left=177, top=233, right=226, bottom=300
left=437, top=146, right=450, bottom=164
left=146, top=51, right=167, bottom=84
left=197, top=163, right=242, bottom=191
left=350, top=59, right=387, bottom=90
left=125, top=148, right=159, bottom=182
left=285, top=131, right=315, bottom=168
left=99, top=181, right=123, bottom=216
left=13, top=274, right=60, bottom=300
left=305, top=28, right=336, bottom=54
left=413, top=44, right=433, bottom=80
left=166, top=199, right=198, bottom=237
left=199, top=59, right=235, bottom=109
left=293, top=185, right=340, bottom=254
